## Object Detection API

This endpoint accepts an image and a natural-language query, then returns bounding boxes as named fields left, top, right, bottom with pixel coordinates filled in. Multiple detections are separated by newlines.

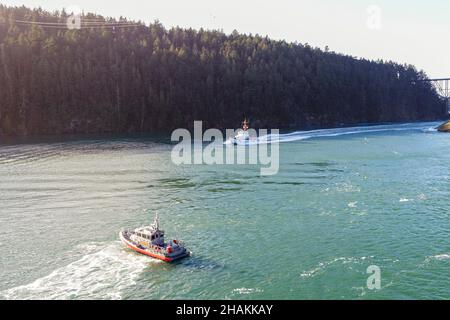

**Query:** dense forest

left=0, top=5, right=446, bottom=136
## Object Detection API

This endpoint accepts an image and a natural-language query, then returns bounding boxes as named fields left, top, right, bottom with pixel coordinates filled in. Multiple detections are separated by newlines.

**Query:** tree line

left=0, top=5, right=446, bottom=136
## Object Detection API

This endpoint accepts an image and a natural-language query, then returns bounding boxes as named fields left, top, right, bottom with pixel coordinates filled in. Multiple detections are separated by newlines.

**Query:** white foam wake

left=1, top=241, right=157, bottom=300
left=300, top=256, right=374, bottom=278
left=433, top=254, right=450, bottom=261
left=225, top=122, right=440, bottom=145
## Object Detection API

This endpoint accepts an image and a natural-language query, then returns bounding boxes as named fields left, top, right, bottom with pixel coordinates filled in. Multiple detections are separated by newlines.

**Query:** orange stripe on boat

left=122, top=236, right=172, bottom=262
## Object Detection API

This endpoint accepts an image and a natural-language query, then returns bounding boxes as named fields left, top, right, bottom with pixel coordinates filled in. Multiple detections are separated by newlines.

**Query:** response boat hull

left=437, top=120, right=450, bottom=132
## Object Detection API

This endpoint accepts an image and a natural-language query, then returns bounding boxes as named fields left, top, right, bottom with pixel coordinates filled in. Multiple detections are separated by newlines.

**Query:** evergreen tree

left=0, top=5, right=445, bottom=136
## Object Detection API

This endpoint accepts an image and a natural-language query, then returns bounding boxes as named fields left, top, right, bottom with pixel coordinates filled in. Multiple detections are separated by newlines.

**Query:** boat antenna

left=153, top=211, right=160, bottom=230
left=242, top=117, right=249, bottom=131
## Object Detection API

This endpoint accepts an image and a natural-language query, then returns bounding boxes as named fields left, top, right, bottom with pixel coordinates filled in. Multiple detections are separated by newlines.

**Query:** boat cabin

left=131, top=213, right=165, bottom=247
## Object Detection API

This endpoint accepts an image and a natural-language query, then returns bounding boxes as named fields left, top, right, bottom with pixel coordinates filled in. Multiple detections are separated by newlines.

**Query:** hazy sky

left=2, top=0, right=449, bottom=78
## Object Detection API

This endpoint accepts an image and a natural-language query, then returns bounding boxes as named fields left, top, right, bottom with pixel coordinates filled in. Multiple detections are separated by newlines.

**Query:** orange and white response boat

left=119, top=213, right=190, bottom=262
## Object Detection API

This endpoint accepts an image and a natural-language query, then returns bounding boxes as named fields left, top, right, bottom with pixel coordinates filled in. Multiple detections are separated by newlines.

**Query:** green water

left=0, top=122, right=448, bottom=299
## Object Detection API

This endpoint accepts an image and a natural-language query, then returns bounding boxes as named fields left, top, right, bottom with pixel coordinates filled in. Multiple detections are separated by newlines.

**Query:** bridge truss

left=417, top=78, right=450, bottom=114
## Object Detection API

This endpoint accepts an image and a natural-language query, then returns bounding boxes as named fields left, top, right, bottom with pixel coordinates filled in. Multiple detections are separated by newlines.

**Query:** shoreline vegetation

left=0, top=120, right=441, bottom=147
left=0, top=5, right=446, bottom=137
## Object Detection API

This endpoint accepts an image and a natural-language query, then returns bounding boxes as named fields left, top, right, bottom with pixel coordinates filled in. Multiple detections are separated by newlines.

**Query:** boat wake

left=299, top=256, right=375, bottom=279
left=225, top=122, right=439, bottom=145
left=433, top=254, right=450, bottom=261
left=1, top=241, right=157, bottom=300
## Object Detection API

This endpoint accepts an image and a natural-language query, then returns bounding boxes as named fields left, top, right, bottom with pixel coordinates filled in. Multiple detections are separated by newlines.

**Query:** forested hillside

left=0, top=5, right=446, bottom=136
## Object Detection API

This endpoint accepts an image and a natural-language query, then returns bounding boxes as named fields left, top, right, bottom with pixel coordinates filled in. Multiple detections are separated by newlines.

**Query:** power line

left=0, top=19, right=144, bottom=29
left=14, top=19, right=142, bottom=26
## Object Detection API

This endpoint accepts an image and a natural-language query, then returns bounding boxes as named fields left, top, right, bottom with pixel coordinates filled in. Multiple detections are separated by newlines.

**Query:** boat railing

left=171, top=239, right=185, bottom=246
left=144, top=244, right=167, bottom=254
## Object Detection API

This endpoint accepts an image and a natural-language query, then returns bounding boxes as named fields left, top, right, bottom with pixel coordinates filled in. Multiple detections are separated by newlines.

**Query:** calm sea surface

left=0, top=122, right=448, bottom=299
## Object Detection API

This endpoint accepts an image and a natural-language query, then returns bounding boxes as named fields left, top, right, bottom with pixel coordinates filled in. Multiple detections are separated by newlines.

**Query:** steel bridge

left=417, top=78, right=450, bottom=114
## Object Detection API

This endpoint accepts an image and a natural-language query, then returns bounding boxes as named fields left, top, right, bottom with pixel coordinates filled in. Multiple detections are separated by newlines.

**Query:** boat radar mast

left=242, top=118, right=249, bottom=131
left=151, top=212, right=160, bottom=230
left=232, top=118, right=251, bottom=145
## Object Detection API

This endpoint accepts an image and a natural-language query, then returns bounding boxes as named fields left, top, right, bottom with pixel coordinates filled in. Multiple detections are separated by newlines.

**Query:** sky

left=2, top=0, right=449, bottom=78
